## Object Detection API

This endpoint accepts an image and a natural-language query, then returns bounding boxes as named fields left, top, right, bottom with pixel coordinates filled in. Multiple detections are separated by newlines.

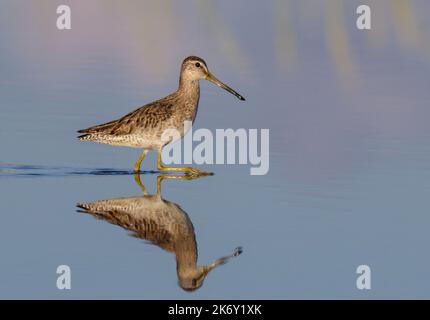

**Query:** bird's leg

left=134, top=173, right=149, bottom=195
left=156, top=150, right=213, bottom=176
left=134, top=149, right=149, bottom=173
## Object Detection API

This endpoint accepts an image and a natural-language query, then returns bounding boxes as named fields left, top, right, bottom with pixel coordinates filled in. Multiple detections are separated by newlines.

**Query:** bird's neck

left=175, top=235, right=198, bottom=274
left=178, top=78, right=200, bottom=97
left=177, top=79, right=200, bottom=122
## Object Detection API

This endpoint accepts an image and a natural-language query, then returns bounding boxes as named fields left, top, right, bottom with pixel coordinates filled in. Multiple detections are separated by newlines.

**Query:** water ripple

left=0, top=163, right=158, bottom=178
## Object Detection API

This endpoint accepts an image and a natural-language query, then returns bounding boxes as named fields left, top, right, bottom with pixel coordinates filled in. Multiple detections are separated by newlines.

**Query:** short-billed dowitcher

left=78, top=56, right=245, bottom=175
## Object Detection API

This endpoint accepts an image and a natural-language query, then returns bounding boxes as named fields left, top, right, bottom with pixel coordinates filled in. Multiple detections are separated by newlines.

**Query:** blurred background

left=0, top=0, right=429, bottom=299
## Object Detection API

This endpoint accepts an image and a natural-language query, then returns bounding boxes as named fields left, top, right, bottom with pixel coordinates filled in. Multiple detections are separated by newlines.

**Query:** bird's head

left=180, top=56, right=245, bottom=101
left=178, top=266, right=211, bottom=292
left=178, top=246, right=243, bottom=292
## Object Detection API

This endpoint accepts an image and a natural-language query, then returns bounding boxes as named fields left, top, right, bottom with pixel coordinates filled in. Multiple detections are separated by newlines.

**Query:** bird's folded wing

left=77, top=102, right=174, bottom=136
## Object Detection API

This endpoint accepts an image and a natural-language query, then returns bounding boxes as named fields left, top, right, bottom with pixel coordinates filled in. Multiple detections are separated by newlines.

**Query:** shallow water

left=1, top=0, right=430, bottom=299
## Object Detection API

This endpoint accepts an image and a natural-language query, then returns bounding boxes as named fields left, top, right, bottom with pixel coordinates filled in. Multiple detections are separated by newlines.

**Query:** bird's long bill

left=202, top=247, right=243, bottom=276
left=206, top=73, right=245, bottom=101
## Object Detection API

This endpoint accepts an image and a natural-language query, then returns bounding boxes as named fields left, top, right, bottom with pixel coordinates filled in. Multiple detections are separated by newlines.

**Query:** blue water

left=1, top=0, right=430, bottom=299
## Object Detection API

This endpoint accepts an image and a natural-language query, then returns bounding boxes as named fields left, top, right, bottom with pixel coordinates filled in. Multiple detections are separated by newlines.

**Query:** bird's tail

left=77, top=134, right=93, bottom=141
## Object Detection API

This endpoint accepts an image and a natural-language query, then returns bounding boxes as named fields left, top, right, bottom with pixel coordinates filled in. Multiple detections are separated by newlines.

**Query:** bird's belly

left=92, top=118, right=193, bottom=149
left=90, top=133, right=161, bottom=149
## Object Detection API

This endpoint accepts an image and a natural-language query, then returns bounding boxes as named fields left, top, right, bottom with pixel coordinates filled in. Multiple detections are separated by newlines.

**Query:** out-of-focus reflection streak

left=273, top=0, right=430, bottom=77
left=274, top=0, right=298, bottom=71
left=390, top=0, right=430, bottom=61
left=8, top=0, right=430, bottom=90
left=110, top=0, right=180, bottom=81
left=391, top=0, right=421, bottom=51
left=21, top=0, right=183, bottom=87
left=196, top=0, right=251, bottom=74
left=324, top=0, right=358, bottom=87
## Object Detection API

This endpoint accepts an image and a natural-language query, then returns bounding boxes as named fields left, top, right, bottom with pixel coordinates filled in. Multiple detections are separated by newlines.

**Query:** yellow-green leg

left=134, top=173, right=148, bottom=195
left=157, top=150, right=213, bottom=176
left=134, top=149, right=149, bottom=173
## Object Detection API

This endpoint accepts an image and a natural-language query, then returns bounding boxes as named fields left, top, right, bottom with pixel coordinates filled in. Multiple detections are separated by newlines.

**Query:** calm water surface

left=1, top=0, right=430, bottom=299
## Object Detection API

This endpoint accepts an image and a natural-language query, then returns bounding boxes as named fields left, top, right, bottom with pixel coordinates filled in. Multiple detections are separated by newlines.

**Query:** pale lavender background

left=0, top=0, right=430, bottom=299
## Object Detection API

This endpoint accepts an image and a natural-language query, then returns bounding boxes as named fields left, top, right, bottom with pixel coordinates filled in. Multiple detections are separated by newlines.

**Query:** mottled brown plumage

left=77, top=194, right=194, bottom=254
left=78, top=56, right=245, bottom=173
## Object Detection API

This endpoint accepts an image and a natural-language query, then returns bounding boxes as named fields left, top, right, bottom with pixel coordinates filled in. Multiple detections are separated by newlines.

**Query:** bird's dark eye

left=195, top=62, right=201, bottom=68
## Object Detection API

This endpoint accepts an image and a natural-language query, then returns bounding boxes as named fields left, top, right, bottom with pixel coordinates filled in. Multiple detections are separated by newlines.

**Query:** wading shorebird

left=78, top=56, right=245, bottom=175
left=77, top=174, right=242, bottom=291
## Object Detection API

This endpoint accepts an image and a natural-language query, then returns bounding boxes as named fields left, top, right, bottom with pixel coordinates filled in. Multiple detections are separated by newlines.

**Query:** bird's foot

left=185, top=168, right=214, bottom=177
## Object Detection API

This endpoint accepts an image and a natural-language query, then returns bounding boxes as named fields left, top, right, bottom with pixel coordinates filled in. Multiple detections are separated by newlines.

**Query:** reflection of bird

left=77, top=174, right=242, bottom=291
left=78, top=56, right=245, bottom=175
